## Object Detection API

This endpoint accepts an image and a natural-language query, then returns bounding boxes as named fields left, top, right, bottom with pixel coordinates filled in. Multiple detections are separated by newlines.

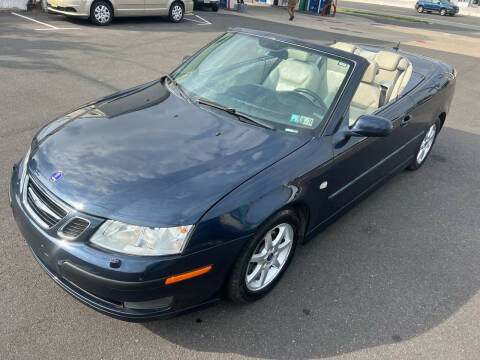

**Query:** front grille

left=25, top=178, right=67, bottom=228
left=60, top=217, right=90, bottom=238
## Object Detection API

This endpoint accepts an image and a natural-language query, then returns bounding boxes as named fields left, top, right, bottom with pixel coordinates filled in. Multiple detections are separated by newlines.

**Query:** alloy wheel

left=171, top=5, right=183, bottom=21
left=416, top=123, right=437, bottom=164
left=94, top=5, right=111, bottom=24
left=245, top=223, right=294, bottom=291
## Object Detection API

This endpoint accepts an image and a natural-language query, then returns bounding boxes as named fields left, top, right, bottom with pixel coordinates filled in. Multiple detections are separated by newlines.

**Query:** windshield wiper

left=196, top=98, right=274, bottom=130
left=163, top=74, right=192, bottom=103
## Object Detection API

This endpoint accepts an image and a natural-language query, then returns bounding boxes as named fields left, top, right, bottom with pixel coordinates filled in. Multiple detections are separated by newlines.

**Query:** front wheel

left=440, top=8, right=447, bottom=15
left=212, top=4, right=219, bottom=11
left=408, top=121, right=439, bottom=170
left=90, top=1, right=113, bottom=25
left=227, top=209, right=300, bottom=303
left=169, top=1, right=184, bottom=22
left=417, top=5, right=424, bottom=13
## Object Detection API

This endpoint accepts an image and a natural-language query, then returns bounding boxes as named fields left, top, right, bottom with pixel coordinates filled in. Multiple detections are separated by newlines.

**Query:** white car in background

left=47, top=0, right=193, bottom=25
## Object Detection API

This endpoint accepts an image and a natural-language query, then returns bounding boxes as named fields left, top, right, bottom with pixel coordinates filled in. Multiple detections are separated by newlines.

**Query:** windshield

left=172, top=32, right=354, bottom=133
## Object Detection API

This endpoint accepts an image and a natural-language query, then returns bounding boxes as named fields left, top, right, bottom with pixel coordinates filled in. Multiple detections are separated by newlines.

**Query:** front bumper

left=10, top=166, right=248, bottom=321
left=47, top=0, right=90, bottom=18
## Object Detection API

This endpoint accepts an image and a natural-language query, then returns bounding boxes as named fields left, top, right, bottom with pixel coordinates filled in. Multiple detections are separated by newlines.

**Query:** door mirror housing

left=349, top=115, right=392, bottom=137
left=182, top=55, right=190, bottom=63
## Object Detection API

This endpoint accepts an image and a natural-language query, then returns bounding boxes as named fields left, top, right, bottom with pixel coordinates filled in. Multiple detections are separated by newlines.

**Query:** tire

left=407, top=120, right=440, bottom=171
left=440, top=8, right=446, bottom=16
left=227, top=209, right=300, bottom=303
left=417, top=5, right=424, bottom=13
left=169, top=1, right=184, bottom=22
left=90, top=0, right=113, bottom=26
left=212, top=4, right=219, bottom=11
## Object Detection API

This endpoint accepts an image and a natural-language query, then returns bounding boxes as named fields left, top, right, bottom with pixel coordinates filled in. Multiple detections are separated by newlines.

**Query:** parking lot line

left=12, top=11, right=58, bottom=29
left=35, top=27, right=81, bottom=31
left=11, top=11, right=80, bottom=30
left=184, top=14, right=212, bottom=25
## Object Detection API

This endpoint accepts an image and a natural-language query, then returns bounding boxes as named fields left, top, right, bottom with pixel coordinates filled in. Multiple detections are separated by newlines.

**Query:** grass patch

left=338, top=8, right=430, bottom=24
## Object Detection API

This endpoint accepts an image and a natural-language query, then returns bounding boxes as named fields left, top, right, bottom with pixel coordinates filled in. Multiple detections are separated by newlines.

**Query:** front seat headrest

left=331, top=42, right=357, bottom=53
left=375, top=51, right=402, bottom=71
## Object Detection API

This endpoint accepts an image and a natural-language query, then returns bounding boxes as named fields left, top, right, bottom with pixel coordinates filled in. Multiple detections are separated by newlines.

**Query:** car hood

left=28, top=80, right=309, bottom=227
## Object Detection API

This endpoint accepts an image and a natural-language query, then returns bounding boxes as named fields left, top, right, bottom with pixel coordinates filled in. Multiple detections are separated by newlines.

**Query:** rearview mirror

left=182, top=55, right=190, bottom=63
left=349, top=115, right=392, bottom=137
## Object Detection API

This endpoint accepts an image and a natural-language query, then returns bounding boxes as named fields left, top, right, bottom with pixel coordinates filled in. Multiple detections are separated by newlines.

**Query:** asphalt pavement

left=0, top=6, right=479, bottom=360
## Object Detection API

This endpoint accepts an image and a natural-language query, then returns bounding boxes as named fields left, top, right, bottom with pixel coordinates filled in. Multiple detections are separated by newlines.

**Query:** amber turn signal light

left=165, top=265, right=212, bottom=285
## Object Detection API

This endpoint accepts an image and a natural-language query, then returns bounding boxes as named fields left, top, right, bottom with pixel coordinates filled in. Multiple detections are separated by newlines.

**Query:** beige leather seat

left=354, top=48, right=376, bottom=61
left=349, top=61, right=381, bottom=126
left=263, top=49, right=322, bottom=93
left=331, top=42, right=357, bottom=53
left=389, top=58, right=412, bottom=100
left=374, top=51, right=403, bottom=103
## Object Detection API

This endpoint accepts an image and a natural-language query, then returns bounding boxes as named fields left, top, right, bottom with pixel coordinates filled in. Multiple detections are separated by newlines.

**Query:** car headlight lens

left=90, top=220, right=194, bottom=256
left=19, top=145, right=31, bottom=194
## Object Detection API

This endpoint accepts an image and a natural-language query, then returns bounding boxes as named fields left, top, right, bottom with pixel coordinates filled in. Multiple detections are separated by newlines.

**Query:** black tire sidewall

left=169, top=1, right=184, bottom=22
left=227, top=209, right=300, bottom=303
left=90, top=0, right=113, bottom=25
left=212, top=4, right=219, bottom=11
left=408, top=120, right=440, bottom=171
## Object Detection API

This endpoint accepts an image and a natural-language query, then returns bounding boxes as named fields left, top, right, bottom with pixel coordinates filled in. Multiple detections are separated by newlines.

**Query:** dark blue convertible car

left=10, top=29, right=456, bottom=321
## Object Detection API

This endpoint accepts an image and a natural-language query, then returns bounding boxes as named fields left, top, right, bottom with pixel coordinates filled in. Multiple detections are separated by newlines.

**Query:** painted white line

left=11, top=12, right=58, bottom=29
left=184, top=13, right=211, bottom=25
left=35, top=27, right=81, bottom=30
left=194, top=14, right=212, bottom=25
left=184, top=17, right=205, bottom=24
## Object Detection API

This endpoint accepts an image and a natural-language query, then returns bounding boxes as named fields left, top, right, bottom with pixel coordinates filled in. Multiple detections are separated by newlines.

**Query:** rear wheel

left=440, top=8, right=447, bottom=15
left=212, top=4, right=219, bottom=11
left=169, top=1, right=184, bottom=22
left=408, top=121, right=439, bottom=170
left=90, top=0, right=113, bottom=25
left=227, top=209, right=300, bottom=303
left=417, top=5, right=424, bottom=13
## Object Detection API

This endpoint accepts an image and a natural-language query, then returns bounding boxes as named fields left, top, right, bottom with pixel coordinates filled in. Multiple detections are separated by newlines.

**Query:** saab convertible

left=10, top=29, right=456, bottom=321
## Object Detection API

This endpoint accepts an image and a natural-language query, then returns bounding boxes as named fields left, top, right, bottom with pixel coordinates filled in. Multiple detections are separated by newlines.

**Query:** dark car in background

left=10, top=29, right=456, bottom=321
left=193, top=0, right=219, bottom=11
left=415, top=0, right=459, bottom=16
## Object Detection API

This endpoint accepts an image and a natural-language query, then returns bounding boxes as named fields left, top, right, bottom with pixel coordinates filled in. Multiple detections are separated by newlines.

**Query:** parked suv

left=47, top=0, right=194, bottom=25
left=415, top=0, right=459, bottom=16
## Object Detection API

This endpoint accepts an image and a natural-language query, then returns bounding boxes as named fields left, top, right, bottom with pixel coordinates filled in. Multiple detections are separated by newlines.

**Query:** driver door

left=326, top=96, right=416, bottom=213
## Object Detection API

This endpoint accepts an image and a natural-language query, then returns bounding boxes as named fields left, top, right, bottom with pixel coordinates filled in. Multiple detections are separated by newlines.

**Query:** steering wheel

left=292, top=88, right=328, bottom=112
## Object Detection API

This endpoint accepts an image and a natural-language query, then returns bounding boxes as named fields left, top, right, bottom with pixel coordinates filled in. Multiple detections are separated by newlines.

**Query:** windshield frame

left=170, top=29, right=360, bottom=137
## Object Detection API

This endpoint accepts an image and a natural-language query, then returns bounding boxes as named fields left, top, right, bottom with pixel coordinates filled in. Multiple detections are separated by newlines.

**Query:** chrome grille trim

left=22, top=175, right=68, bottom=229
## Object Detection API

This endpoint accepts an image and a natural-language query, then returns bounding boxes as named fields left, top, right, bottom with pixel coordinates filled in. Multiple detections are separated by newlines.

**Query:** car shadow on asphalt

left=143, top=127, right=480, bottom=359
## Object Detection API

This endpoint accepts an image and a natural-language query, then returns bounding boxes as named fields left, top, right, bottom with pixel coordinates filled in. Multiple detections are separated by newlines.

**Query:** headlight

left=19, top=145, right=31, bottom=193
left=90, top=220, right=194, bottom=256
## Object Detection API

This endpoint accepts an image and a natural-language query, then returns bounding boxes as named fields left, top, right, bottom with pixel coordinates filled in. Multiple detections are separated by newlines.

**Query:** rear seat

left=349, top=61, right=381, bottom=126
left=331, top=43, right=413, bottom=105
left=390, top=58, right=412, bottom=100
left=373, top=51, right=403, bottom=103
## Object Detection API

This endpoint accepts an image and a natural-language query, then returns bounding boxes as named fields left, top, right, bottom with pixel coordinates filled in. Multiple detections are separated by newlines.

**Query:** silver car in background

left=47, top=0, right=194, bottom=25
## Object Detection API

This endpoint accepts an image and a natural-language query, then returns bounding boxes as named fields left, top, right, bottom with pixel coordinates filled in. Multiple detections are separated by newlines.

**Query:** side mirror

left=182, top=55, right=190, bottom=63
left=349, top=115, right=392, bottom=137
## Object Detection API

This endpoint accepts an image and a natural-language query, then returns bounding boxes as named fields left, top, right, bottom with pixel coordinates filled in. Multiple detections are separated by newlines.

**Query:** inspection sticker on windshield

left=290, top=114, right=314, bottom=127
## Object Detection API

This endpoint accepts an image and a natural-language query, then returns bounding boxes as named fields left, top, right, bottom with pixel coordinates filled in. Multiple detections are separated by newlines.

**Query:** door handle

left=401, top=114, right=412, bottom=127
